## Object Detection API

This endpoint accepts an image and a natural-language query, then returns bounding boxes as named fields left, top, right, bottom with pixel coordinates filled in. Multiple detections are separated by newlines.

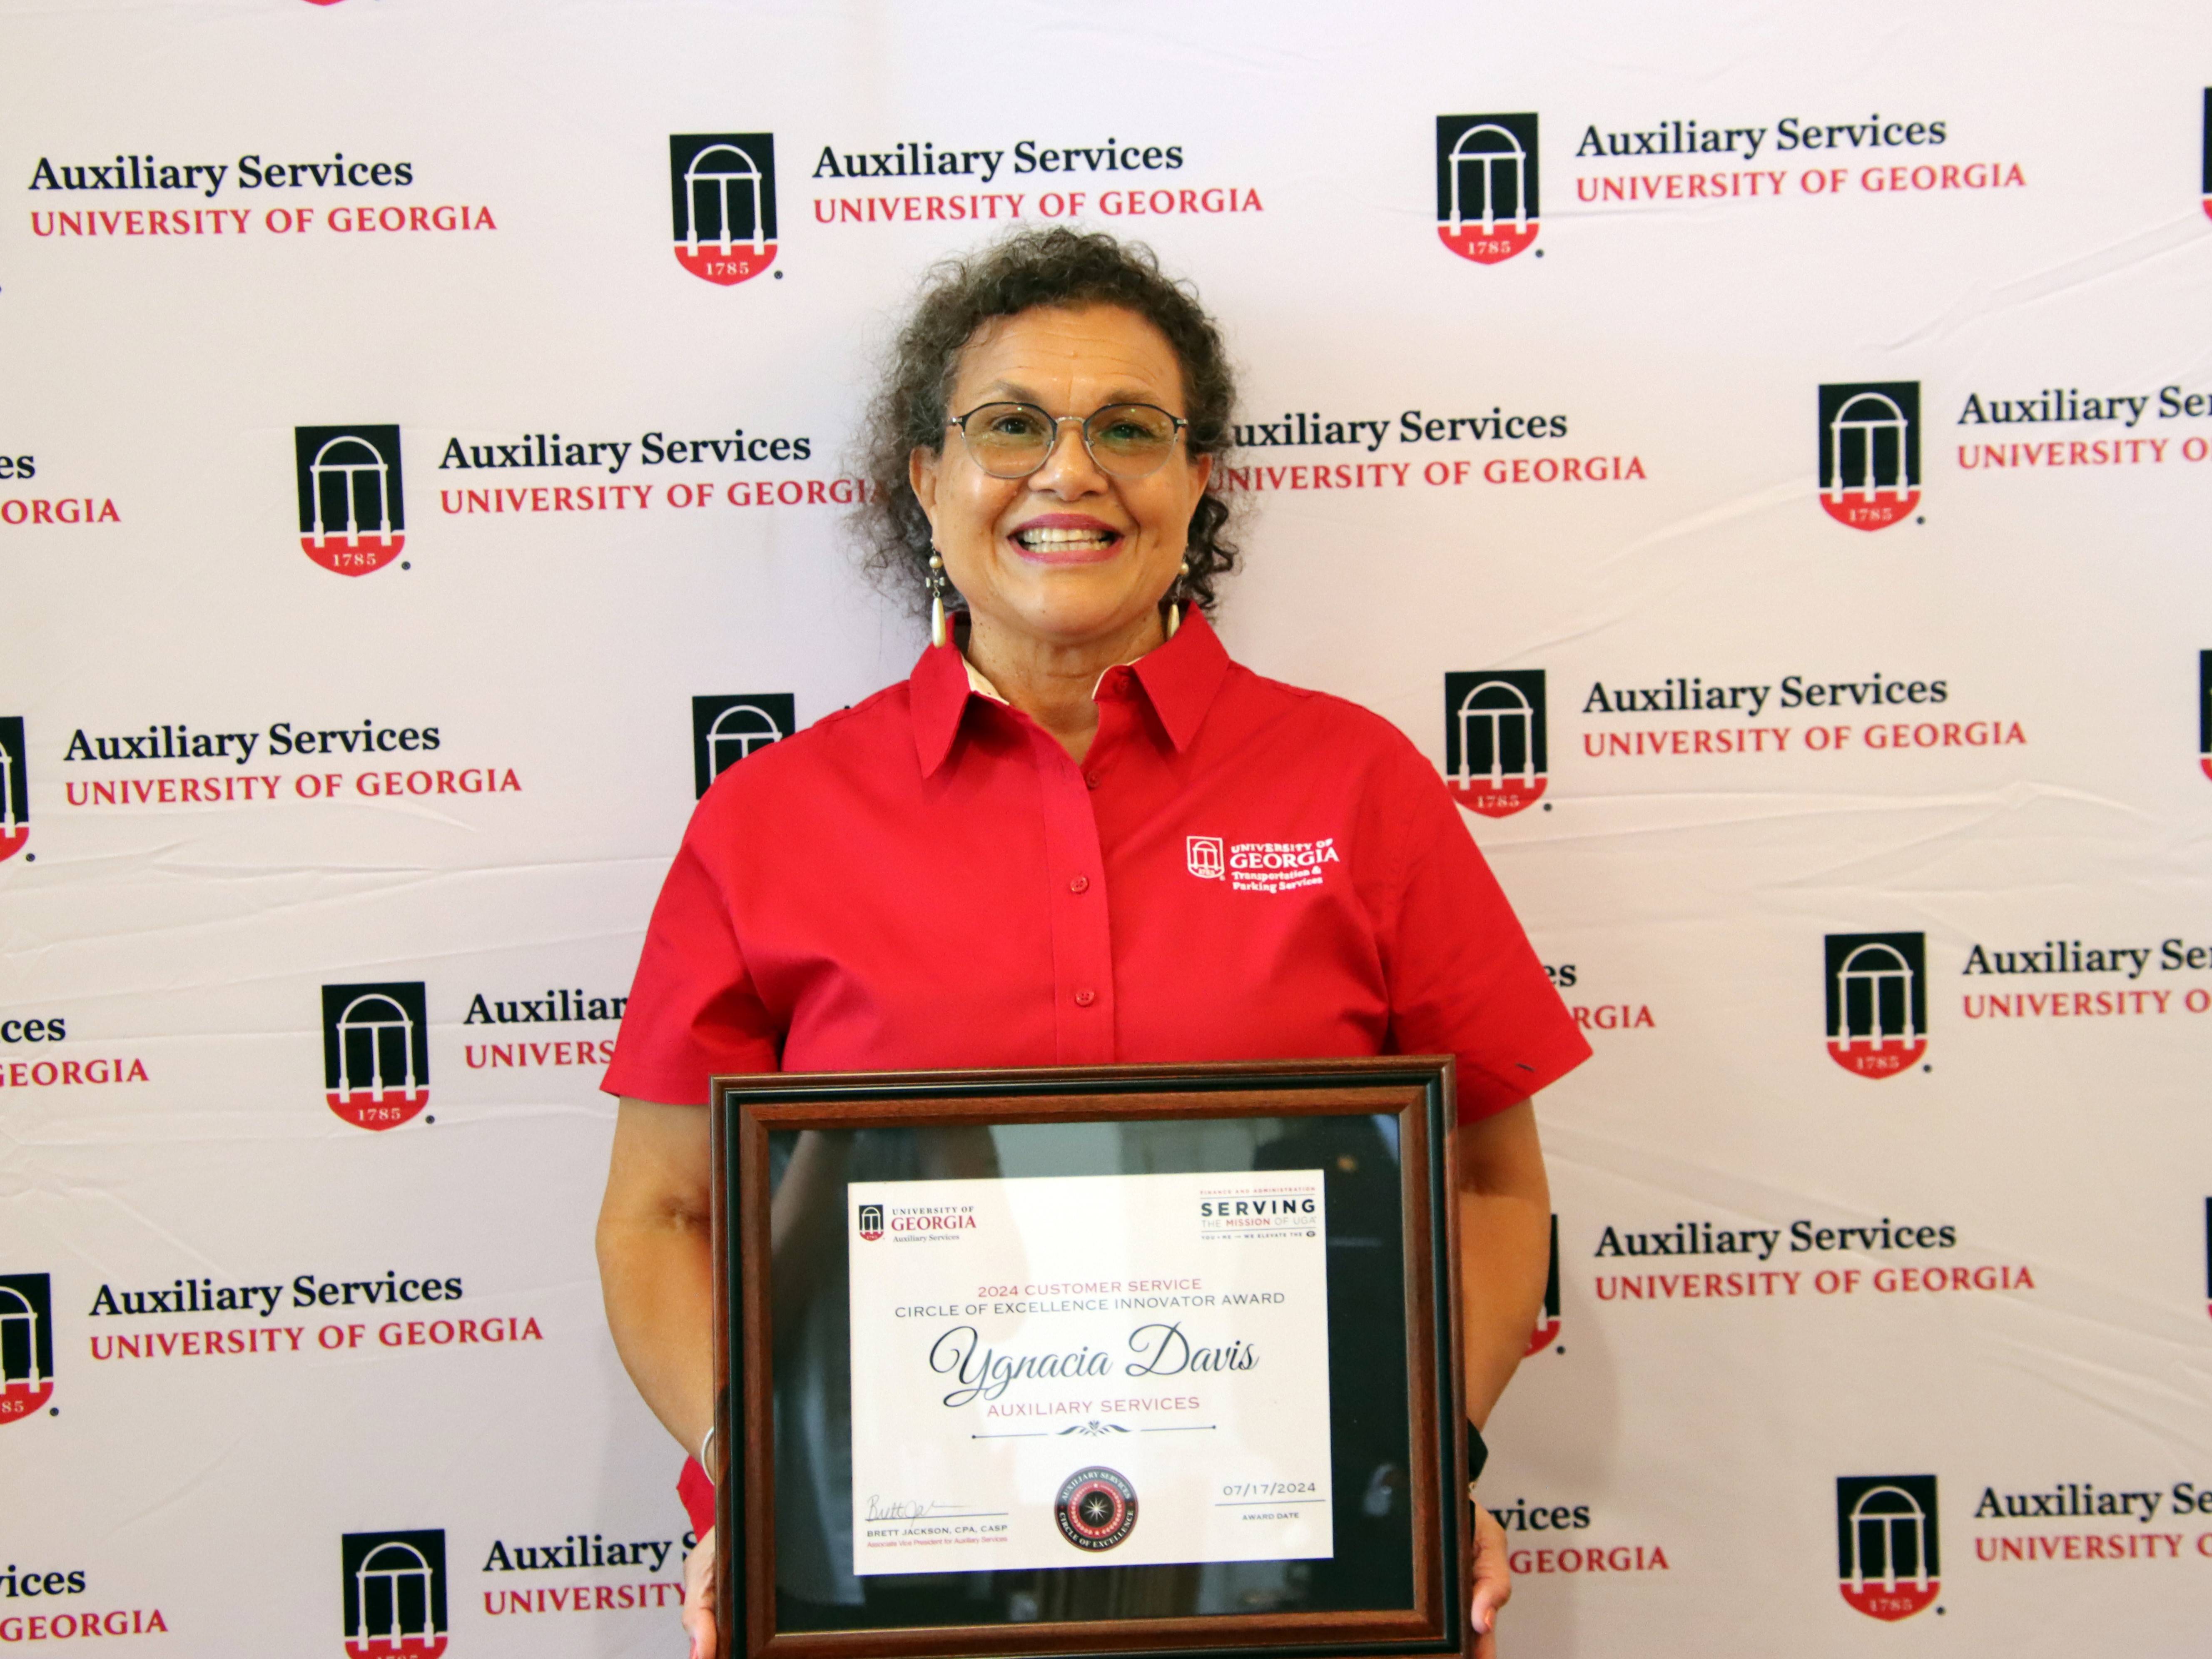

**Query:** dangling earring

left=928, top=551, right=950, bottom=648
left=1164, top=560, right=1190, bottom=639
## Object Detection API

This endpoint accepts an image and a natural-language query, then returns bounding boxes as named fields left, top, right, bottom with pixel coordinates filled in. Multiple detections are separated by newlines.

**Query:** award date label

left=846, top=1169, right=1334, bottom=1574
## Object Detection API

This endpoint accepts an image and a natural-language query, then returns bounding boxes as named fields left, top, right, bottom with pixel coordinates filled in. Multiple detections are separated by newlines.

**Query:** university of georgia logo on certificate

left=1436, top=114, right=1538, bottom=263
left=1056, top=1467, right=1139, bottom=1553
left=857, top=1202, right=884, bottom=1242
left=295, top=425, right=405, bottom=575
left=1817, top=382, right=1920, bottom=531
left=1443, top=670, right=1547, bottom=817
left=1823, top=932, right=1927, bottom=1078
left=670, top=134, right=778, bottom=285
left=1836, top=1475, right=1939, bottom=1621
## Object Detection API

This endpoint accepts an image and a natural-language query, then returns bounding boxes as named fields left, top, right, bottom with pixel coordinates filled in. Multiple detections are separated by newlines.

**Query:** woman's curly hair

left=855, top=225, right=1240, bottom=618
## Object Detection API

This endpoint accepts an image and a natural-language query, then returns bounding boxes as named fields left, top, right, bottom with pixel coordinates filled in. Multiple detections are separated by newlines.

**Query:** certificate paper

left=846, top=1171, right=1334, bottom=1575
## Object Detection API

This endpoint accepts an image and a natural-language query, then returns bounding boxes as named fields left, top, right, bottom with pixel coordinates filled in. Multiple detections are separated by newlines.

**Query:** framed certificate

left=710, top=1057, right=1469, bottom=1659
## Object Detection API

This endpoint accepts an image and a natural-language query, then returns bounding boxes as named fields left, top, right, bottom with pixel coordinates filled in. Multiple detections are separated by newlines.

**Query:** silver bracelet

left=700, top=1424, right=717, bottom=1484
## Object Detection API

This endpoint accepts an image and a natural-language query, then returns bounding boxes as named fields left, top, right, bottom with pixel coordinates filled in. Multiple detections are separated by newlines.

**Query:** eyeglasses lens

left=962, top=405, right=1057, bottom=477
left=1085, top=405, right=1178, bottom=475
left=959, top=404, right=1178, bottom=479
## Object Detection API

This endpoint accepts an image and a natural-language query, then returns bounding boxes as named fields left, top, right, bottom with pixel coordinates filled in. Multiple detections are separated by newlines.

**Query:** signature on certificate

left=864, top=1495, right=985, bottom=1522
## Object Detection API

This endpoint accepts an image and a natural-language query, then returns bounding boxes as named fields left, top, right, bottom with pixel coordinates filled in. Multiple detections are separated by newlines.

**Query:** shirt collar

left=962, top=657, right=1009, bottom=704
left=909, top=608, right=1231, bottom=777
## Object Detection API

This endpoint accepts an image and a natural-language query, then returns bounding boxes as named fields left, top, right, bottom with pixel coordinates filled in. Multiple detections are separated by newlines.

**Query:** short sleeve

left=1375, top=745, right=1590, bottom=1123
left=601, top=796, right=782, bottom=1106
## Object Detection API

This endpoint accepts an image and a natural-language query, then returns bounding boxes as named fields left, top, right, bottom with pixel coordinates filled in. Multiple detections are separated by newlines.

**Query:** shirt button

left=1069, top=875, right=1090, bottom=894
left=1073, top=988, right=1096, bottom=1007
left=1084, top=774, right=1100, bottom=790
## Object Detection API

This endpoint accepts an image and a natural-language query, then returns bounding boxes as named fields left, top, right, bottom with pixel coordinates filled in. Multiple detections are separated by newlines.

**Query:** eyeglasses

left=947, top=401, right=1189, bottom=480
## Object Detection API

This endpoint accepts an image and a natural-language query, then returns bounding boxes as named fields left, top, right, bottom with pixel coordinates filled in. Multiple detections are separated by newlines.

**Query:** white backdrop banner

left=6, top=1, right=2212, bottom=1654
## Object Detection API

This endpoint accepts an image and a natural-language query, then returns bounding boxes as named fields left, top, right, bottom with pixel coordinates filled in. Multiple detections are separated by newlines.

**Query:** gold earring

left=1164, top=560, right=1190, bottom=639
left=928, top=552, right=949, bottom=648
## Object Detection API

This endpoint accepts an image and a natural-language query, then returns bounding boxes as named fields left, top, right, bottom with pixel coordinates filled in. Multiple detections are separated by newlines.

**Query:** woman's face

left=911, top=303, right=1213, bottom=653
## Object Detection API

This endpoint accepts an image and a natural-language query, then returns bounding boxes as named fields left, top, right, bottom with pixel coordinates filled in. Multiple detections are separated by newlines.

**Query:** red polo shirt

left=603, top=610, right=1587, bottom=1121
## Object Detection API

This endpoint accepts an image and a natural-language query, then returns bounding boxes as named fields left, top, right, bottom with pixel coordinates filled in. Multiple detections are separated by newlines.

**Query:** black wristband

left=1466, top=1422, right=1489, bottom=1491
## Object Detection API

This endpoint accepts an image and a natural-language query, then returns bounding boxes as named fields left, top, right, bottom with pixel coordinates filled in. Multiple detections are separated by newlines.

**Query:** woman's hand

left=1470, top=1504, right=1512, bottom=1657
left=682, top=1527, right=717, bottom=1659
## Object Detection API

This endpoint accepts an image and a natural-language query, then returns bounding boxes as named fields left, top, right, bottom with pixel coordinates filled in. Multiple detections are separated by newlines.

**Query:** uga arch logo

left=1436, top=114, right=1537, bottom=263
left=1824, top=932, right=1926, bottom=1077
left=0, top=1272, right=55, bottom=1422
left=295, top=425, right=405, bottom=575
left=1817, top=383, right=1920, bottom=530
left=2198, top=651, right=2211, bottom=781
left=857, top=1202, right=884, bottom=1242
left=1836, top=1475, right=1939, bottom=1620
left=342, top=1529, right=447, bottom=1659
left=1444, top=670, right=1547, bottom=817
left=691, top=694, right=795, bottom=797
left=0, top=717, right=27, bottom=862
left=671, top=134, right=777, bottom=285
left=321, top=982, right=431, bottom=1130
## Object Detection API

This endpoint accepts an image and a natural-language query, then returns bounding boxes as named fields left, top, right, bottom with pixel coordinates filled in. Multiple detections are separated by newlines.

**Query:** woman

left=596, top=227, right=1589, bottom=1659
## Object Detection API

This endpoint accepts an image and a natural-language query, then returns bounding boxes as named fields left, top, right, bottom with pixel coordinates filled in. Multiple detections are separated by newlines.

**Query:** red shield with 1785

left=1817, top=382, right=1920, bottom=531
left=0, top=1273, right=55, bottom=1422
left=322, top=982, right=431, bottom=1130
left=295, top=425, right=405, bottom=575
left=1837, top=1475, right=1939, bottom=1620
left=671, top=133, right=777, bottom=285
left=1444, top=670, right=1547, bottom=816
left=1823, top=933, right=1927, bottom=1077
left=1437, top=114, right=1538, bottom=263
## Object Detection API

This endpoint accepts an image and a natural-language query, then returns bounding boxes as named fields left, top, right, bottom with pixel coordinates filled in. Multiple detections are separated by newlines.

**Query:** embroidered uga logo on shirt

left=1186, top=835, right=1226, bottom=879
left=1190, top=835, right=1342, bottom=893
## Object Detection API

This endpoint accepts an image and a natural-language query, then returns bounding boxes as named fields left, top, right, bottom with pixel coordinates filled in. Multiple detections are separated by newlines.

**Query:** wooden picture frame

left=710, top=1056, right=1469, bottom=1659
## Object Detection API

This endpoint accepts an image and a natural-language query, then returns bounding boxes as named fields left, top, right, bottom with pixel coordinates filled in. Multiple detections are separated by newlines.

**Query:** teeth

left=1018, top=528, right=1115, bottom=548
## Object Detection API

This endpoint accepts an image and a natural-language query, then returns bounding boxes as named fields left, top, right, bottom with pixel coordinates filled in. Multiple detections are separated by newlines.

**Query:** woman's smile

left=1007, top=512, right=1126, bottom=563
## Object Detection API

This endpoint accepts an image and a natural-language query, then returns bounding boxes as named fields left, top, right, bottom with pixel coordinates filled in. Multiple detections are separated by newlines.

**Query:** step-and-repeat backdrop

left=7, top=1, right=2212, bottom=1653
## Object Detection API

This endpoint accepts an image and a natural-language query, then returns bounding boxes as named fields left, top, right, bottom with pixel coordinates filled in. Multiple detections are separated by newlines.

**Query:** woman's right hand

left=683, top=1526, right=717, bottom=1659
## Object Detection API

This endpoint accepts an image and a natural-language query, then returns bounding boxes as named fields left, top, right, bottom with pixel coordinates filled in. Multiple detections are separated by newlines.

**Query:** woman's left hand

left=1470, top=1504, right=1512, bottom=1658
